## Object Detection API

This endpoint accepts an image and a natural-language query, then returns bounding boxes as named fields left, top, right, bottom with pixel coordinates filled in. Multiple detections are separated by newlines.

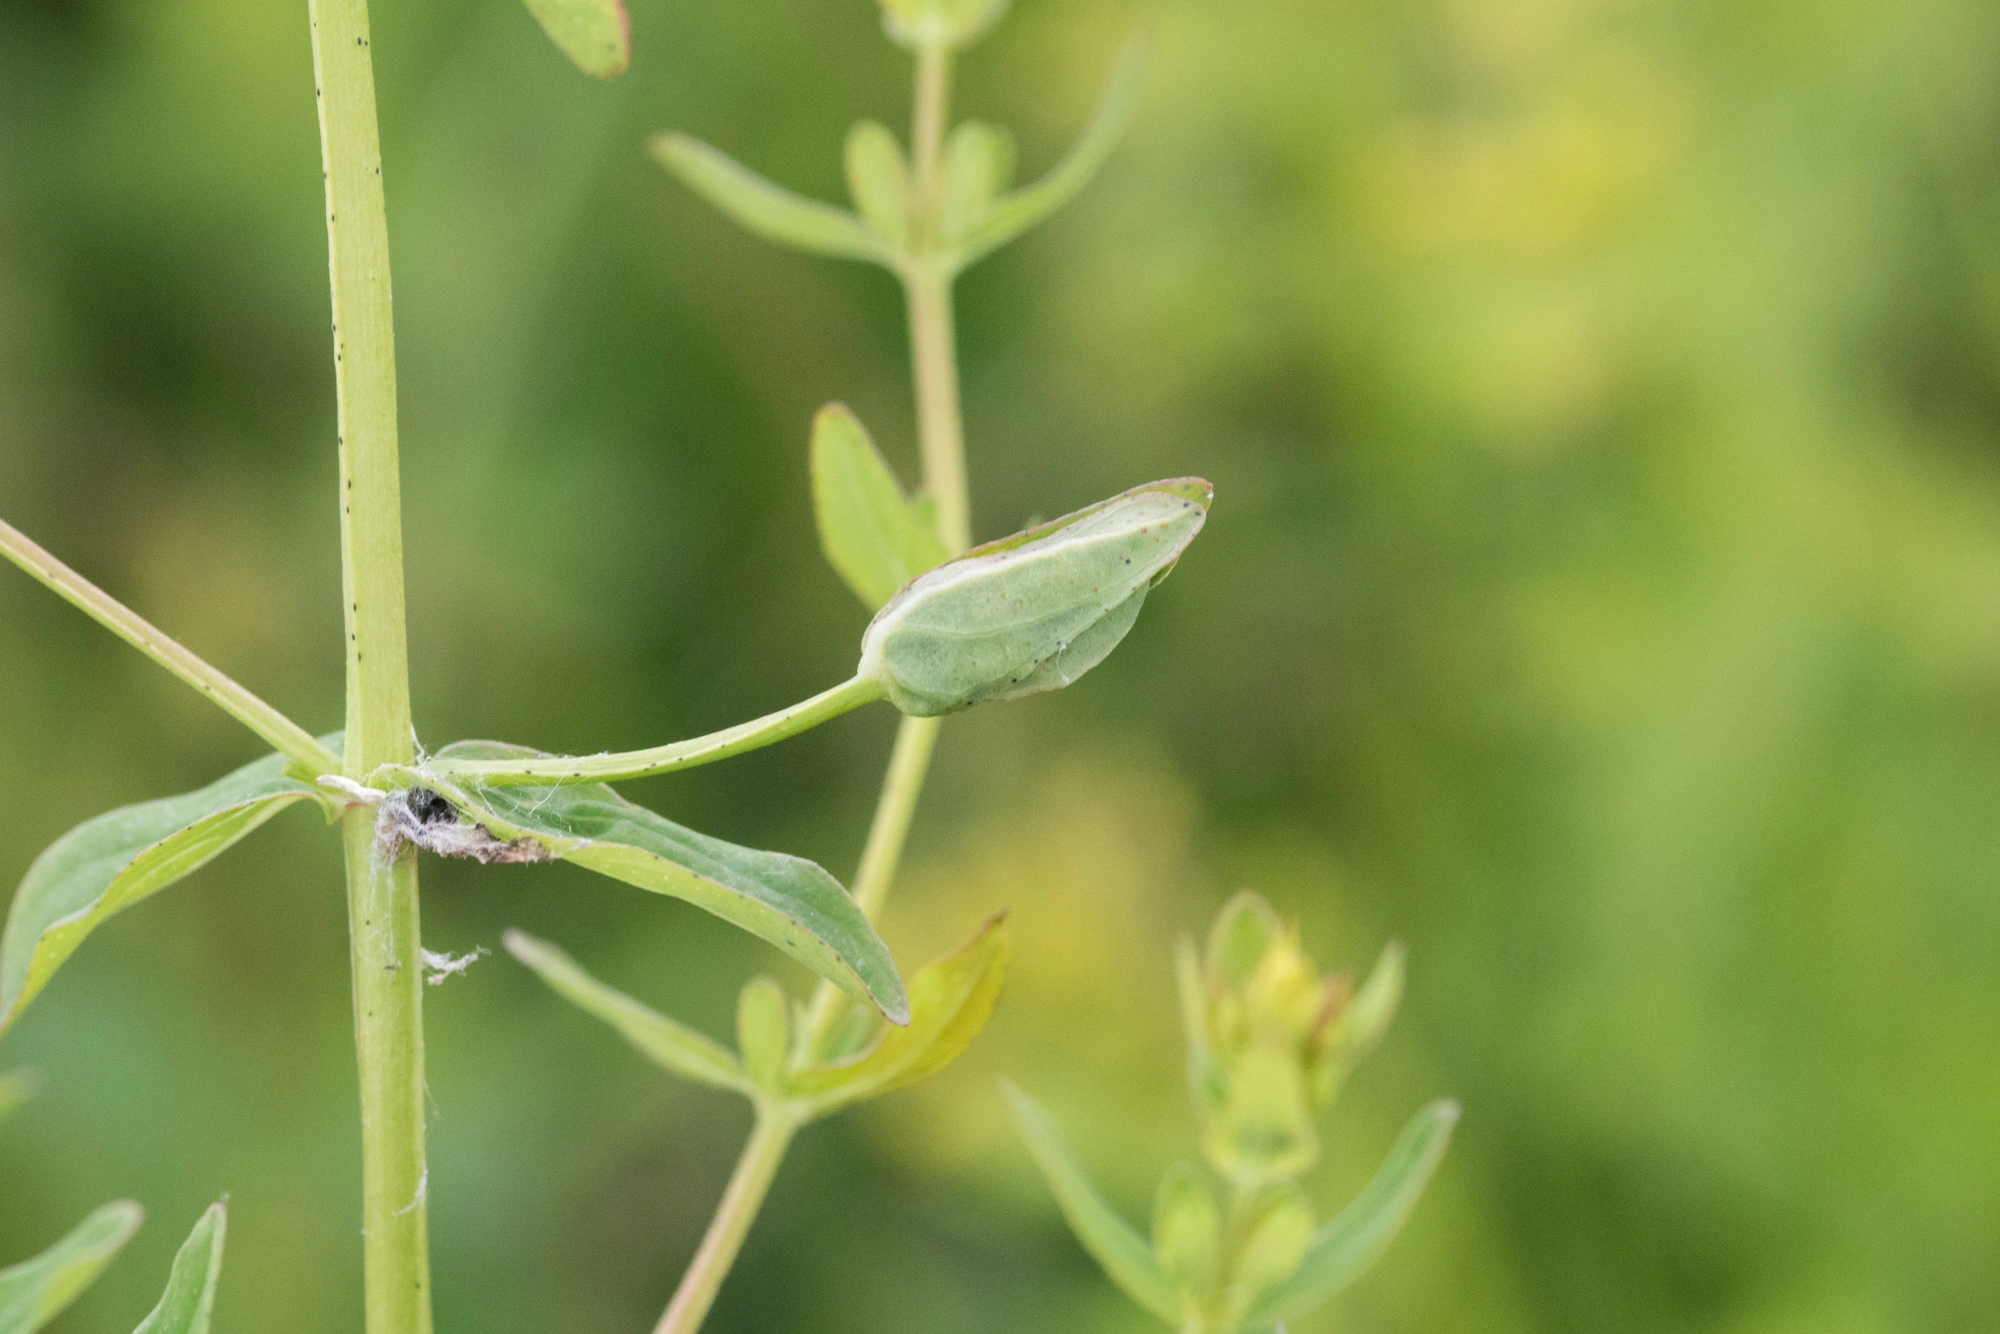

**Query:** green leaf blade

left=1004, top=1081, right=1181, bottom=1325
left=1, top=749, right=325, bottom=1034
left=653, top=134, right=891, bottom=265
left=420, top=746, right=909, bottom=1024
left=504, top=930, right=752, bottom=1094
left=523, top=0, right=630, bottom=78
left=132, top=1203, right=226, bottom=1334
left=951, top=35, right=1147, bottom=269
left=0, top=1201, right=143, bottom=1334
left=792, top=913, right=1007, bottom=1118
left=811, top=404, right=949, bottom=609
left=1245, top=1099, right=1460, bottom=1326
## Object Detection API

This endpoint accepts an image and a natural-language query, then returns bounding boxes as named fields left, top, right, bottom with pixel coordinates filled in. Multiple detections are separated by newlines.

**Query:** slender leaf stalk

left=309, top=0, right=431, bottom=1328
left=0, top=519, right=338, bottom=774
left=652, top=39, right=968, bottom=1334
left=410, top=675, right=886, bottom=788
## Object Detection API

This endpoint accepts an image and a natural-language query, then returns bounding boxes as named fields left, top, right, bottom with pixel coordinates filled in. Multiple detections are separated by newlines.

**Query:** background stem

left=652, top=38, right=971, bottom=1334
left=309, top=0, right=430, bottom=1328
left=0, top=518, right=337, bottom=773
left=652, top=1110, right=799, bottom=1334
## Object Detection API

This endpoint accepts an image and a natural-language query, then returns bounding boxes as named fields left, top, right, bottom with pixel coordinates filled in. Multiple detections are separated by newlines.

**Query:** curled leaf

left=1, top=747, right=328, bottom=1034
left=1004, top=1081, right=1181, bottom=1325
left=790, top=913, right=1007, bottom=1119
left=951, top=35, right=1147, bottom=269
left=811, top=403, right=948, bottom=609
left=653, top=134, right=891, bottom=265
left=133, top=1203, right=227, bottom=1334
left=504, top=930, right=752, bottom=1094
left=1244, top=1099, right=1460, bottom=1326
left=523, top=0, right=630, bottom=78
left=0, top=1200, right=142, bottom=1333
left=416, top=746, right=908, bottom=1024
left=859, top=479, right=1210, bottom=716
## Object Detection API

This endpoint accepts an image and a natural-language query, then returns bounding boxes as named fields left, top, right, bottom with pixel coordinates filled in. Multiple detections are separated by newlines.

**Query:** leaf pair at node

left=0, top=1200, right=226, bottom=1334
left=505, top=912, right=1007, bottom=1121
left=652, top=36, right=1147, bottom=279
left=1006, top=893, right=1458, bottom=1333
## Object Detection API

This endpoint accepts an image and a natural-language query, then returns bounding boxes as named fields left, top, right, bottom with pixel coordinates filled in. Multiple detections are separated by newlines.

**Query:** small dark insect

left=408, top=788, right=456, bottom=825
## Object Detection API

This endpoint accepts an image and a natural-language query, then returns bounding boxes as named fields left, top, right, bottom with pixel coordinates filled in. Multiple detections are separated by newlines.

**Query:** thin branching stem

left=408, top=675, right=886, bottom=788
left=309, top=0, right=431, bottom=1327
left=0, top=519, right=338, bottom=774
left=653, top=38, right=968, bottom=1334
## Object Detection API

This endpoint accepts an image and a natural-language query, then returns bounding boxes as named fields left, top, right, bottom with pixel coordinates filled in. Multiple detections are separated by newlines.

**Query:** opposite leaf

left=0, top=1201, right=142, bottom=1334
left=791, top=912, right=1007, bottom=1119
left=504, top=930, right=752, bottom=1095
left=1244, top=1099, right=1460, bottom=1327
left=523, top=0, right=630, bottom=78
left=844, top=123, right=912, bottom=248
left=1004, top=1082, right=1181, bottom=1325
left=1, top=748, right=323, bottom=1035
left=941, top=121, right=1017, bottom=245
left=811, top=404, right=949, bottom=609
left=417, top=746, right=908, bottom=1024
left=653, top=134, right=892, bottom=265
left=951, top=34, right=1147, bottom=269
left=859, top=479, right=1210, bottom=716
left=133, top=1203, right=226, bottom=1334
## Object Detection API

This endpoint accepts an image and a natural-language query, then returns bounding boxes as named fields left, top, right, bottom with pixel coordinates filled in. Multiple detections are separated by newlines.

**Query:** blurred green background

left=3, top=0, right=1998, bottom=1329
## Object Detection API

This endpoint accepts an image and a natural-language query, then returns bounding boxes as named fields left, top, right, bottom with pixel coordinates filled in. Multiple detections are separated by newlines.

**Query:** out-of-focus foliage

left=2, top=0, right=1997, bottom=1332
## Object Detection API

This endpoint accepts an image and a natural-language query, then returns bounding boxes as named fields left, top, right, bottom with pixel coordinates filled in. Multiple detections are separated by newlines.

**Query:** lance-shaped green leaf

left=523, top=0, right=630, bottom=78
left=0, top=1201, right=142, bottom=1333
left=950, top=35, right=1147, bottom=269
left=132, top=1203, right=226, bottom=1334
left=1004, top=1082, right=1181, bottom=1325
left=504, top=930, right=753, bottom=1094
left=1244, top=1099, right=1459, bottom=1327
left=413, top=746, right=908, bottom=1024
left=652, top=134, right=892, bottom=265
left=845, top=123, right=912, bottom=248
left=2, top=748, right=327, bottom=1035
left=859, top=479, right=1211, bottom=716
left=811, top=404, right=948, bottom=609
left=791, top=913, right=1007, bottom=1119
left=0, top=1070, right=37, bottom=1126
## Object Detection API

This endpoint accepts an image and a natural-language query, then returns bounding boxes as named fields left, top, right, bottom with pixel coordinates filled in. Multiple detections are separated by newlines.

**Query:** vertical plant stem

left=309, top=0, right=430, bottom=1330
left=652, top=39, right=973, bottom=1334
left=908, top=40, right=970, bottom=556
left=652, top=1109, right=799, bottom=1334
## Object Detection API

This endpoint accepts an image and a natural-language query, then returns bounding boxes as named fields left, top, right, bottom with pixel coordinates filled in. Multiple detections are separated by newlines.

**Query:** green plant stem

left=309, top=0, right=430, bottom=1329
left=802, top=713, right=940, bottom=1047
left=0, top=519, right=339, bottom=774
left=907, top=40, right=970, bottom=556
left=651, top=40, right=969, bottom=1334
left=408, top=675, right=886, bottom=788
left=652, top=1108, right=799, bottom=1334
